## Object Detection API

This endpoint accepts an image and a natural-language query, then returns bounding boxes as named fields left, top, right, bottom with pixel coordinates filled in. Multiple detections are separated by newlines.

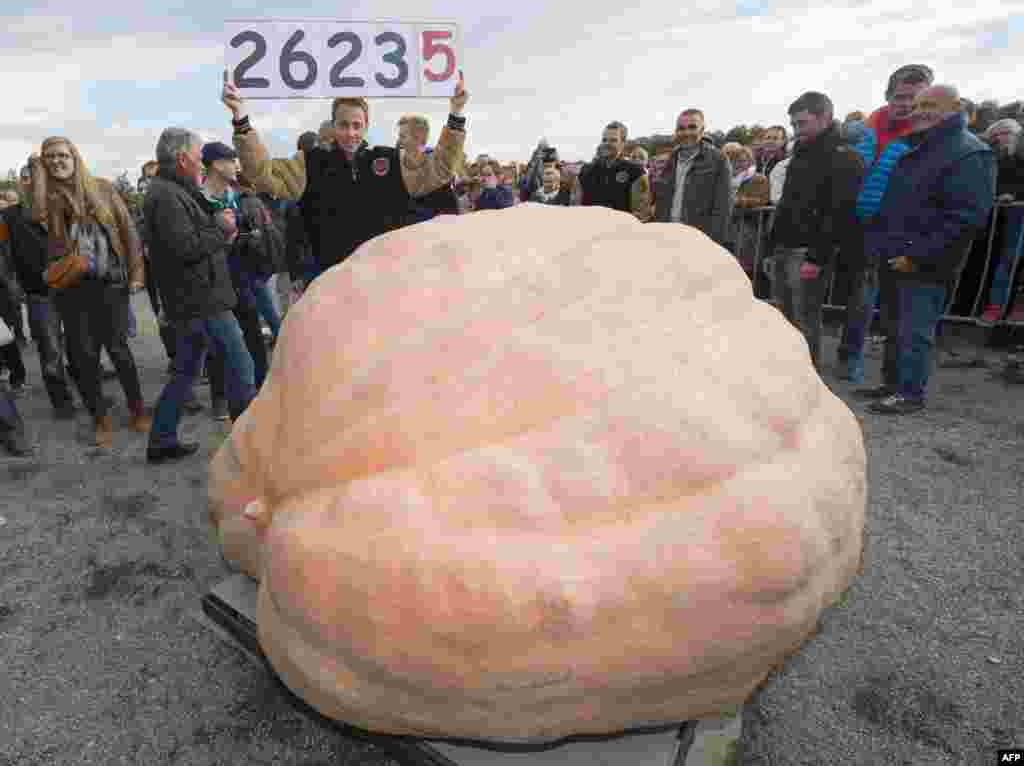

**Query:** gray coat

left=651, top=139, right=733, bottom=245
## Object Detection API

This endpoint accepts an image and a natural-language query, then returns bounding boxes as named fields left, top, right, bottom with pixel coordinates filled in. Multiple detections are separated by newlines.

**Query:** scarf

left=731, top=165, right=757, bottom=193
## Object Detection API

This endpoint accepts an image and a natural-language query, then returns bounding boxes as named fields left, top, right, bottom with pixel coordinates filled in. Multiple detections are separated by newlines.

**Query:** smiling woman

left=33, top=135, right=149, bottom=448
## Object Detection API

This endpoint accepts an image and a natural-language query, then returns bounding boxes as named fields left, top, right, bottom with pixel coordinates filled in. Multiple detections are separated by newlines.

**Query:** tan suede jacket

left=232, top=124, right=466, bottom=203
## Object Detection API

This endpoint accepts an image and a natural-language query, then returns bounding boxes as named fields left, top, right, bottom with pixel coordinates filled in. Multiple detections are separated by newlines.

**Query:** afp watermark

left=998, top=750, right=1024, bottom=763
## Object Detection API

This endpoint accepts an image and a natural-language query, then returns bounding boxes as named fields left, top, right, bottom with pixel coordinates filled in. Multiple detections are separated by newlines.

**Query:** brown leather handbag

left=45, top=248, right=89, bottom=290
left=45, top=229, right=90, bottom=291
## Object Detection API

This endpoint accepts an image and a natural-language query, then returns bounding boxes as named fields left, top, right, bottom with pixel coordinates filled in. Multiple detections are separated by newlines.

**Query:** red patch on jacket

left=373, top=157, right=390, bottom=177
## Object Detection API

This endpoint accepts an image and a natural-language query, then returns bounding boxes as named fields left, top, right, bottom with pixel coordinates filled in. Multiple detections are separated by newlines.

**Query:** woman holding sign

left=221, top=70, right=468, bottom=284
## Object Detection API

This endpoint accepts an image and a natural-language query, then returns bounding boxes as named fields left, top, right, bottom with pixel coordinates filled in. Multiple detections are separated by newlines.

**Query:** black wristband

left=232, top=115, right=252, bottom=134
left=447, top=113, right=467, bottom=131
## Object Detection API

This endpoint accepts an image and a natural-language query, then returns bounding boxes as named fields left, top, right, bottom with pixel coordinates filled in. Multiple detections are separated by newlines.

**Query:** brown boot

left=128, top=401, right=152, bottom=434
left=94, top=414, right=114, bottom=447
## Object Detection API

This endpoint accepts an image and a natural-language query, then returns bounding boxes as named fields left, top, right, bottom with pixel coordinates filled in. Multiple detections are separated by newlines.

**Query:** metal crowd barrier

left=728, top=200, right=1024, bottom=326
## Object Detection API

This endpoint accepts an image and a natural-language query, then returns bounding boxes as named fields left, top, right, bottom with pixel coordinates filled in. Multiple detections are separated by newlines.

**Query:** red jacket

left=864, top=105, right=915, bottom=163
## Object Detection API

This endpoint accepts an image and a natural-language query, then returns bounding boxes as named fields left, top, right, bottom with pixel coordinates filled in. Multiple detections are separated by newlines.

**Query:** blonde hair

left=36, top=136, right=114, bottom=228
left=398, top=114, right=430, bottom=142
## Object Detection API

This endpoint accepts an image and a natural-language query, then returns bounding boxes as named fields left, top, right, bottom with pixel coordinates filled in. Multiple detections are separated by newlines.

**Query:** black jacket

left=299, top=143, right=407, bottom=270
left=143, top=170, right=237, bottom=322
left=770, top=123, right=865, bottom=265
left=578, top=158, right=644, bottom=213
left=284, top=202, right=311, bottom=281
left=0, top=204, right=49, bottom=296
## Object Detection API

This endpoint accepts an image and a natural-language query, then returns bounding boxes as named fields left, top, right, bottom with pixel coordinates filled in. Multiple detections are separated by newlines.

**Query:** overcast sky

left=3, top=0, right=1022, bottom=181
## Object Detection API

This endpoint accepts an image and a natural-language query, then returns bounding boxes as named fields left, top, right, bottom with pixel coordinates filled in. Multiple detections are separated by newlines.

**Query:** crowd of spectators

left=0, top=64, right=1020, bottom=458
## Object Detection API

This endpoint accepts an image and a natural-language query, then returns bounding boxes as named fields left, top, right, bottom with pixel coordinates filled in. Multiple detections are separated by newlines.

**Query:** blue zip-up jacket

left=852, top=112, right=912, bottom=221
left=864, top=113, right=994, bottom=285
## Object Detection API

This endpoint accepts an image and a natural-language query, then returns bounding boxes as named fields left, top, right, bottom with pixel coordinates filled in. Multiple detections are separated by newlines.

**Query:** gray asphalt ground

left=1, top=294, right=1021, bottom=765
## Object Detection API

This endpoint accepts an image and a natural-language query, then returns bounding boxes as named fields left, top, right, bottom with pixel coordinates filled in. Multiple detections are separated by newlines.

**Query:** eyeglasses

left=43, top=152, right=72, bottom=162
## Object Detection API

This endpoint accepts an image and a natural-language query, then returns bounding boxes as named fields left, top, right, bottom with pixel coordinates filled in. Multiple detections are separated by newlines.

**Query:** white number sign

left=225, top=19, right=461, bottom=99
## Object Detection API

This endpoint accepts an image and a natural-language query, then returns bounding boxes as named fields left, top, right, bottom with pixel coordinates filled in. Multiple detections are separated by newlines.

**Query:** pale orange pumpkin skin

left=208, top=204, right=865, bottom=743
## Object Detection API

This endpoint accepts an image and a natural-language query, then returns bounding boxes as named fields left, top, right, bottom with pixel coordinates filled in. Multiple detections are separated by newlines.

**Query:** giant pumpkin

left=208, top=204, right=865, bottom=743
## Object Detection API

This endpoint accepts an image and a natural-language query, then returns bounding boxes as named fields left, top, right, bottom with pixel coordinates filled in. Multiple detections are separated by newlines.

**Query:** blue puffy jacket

left=852, top=124, right=911, bottom=221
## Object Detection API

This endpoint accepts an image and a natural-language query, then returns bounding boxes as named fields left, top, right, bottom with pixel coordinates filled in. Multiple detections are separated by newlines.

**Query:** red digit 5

left=422, top=30, right=455, bottom=82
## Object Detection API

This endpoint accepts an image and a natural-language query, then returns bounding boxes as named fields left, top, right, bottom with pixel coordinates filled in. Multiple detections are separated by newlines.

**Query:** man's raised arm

left=402, top=71, right=469, bottom=197
left=221, top=70, right=307, bottom=202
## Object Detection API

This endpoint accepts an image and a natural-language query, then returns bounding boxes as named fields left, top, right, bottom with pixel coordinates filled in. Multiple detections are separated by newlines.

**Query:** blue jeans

left=843, top=268, right=880, bottom=382
left=887, top=283, right=946, bottom=402
left=250, top=278, right=281, bottom=339
left=988, top=206, right=1024, bottom=309
left=149, top=311, right=255, bottom=449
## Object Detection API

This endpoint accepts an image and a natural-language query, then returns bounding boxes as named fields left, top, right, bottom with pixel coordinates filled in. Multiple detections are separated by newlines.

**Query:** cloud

left=2, top=1, right=1022, bottom=180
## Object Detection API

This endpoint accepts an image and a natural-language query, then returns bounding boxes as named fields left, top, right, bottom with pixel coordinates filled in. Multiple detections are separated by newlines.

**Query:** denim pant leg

left=774, top=248, right=827, bottom=367
left=845, top=270, right=879, bottom=361
left=0, top=388, right=25, bottom=442
left=149, top=319, right=209, bottom=449
left=204, top=311, right=255, bottom=420
left=232, top=301, right=267, bottom=389
left=773, top=248, right=806, bottom=328
left=26, top=295, right=74, bottom=409
left=801, top=259, right=831, bottom=369
left=988, top=207, right=1024, bottom=310
left=251, top=278, right=281, bottom=338
left=893, top=284, right=946, bottom=401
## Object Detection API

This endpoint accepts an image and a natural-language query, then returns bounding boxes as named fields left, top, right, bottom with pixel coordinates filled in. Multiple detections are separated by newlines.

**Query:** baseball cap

left=201, top=141, right=238, bottom=165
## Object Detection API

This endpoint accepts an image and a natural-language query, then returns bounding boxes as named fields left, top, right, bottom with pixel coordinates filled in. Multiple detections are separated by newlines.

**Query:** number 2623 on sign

left=225, top=19, right=461, bottom=99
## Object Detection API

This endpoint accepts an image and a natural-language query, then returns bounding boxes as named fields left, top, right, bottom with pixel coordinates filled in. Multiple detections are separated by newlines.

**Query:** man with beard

left=650, top=109, right=732, bottom=245
left=221, top=71, right=467, bottom=282
left=769, top=92, right=864, bottom=371
left=576, top=121, right=650, bottom=221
